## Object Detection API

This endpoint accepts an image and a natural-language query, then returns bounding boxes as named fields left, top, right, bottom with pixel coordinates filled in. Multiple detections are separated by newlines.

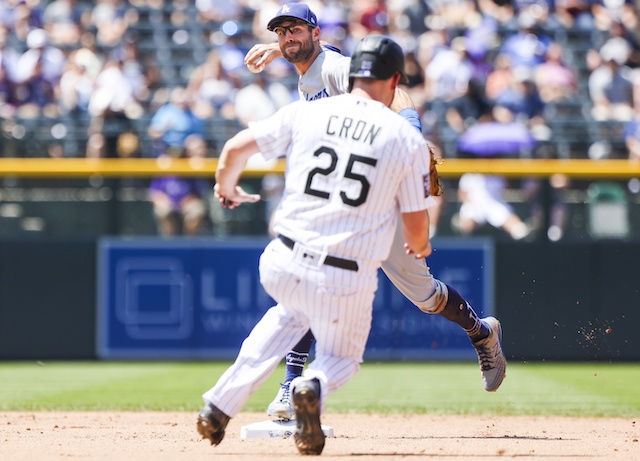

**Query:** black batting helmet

left=349, top=35, right=409, bottom=84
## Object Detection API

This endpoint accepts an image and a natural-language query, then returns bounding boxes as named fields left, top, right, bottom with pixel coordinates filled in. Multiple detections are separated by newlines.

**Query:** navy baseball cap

left=349, top=35, right=409, bottom=84
left=267, top=3, right=318, bottom=31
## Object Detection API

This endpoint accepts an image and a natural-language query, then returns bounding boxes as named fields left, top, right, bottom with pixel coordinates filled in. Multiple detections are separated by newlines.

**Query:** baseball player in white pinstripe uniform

left=243, top=3, right=507, bottom=422
left=197, top=35, right=434, bottom=455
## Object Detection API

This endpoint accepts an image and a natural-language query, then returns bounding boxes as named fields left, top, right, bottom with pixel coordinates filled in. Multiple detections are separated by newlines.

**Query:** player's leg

left=291, top=262, right=377, bottom=455
left=266, top=329, right=315, bottom=421
left=381, top=221, right=506, bottom=391
left=439, top=284, right=506, bottom=391
left=198, top=238, right=313, bottom=446
left=198, top=303, right=309, bottom=445
left=261, top=238, right=316, bottom=422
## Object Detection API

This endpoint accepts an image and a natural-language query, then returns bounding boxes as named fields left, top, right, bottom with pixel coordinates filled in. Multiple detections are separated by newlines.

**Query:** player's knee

left=415, top=279, right=448, bottom=314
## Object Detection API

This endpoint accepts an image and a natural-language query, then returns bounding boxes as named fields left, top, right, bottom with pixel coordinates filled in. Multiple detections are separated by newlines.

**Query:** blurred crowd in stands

left=0, top=0, right=639, bottom=239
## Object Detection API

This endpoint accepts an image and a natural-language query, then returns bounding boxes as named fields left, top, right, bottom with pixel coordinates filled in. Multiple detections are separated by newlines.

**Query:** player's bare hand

left=404, top=241, right=432, bottom=259
left=214, top=184, right=261, bottom=209
left=244, top=43, right=281, bottom=73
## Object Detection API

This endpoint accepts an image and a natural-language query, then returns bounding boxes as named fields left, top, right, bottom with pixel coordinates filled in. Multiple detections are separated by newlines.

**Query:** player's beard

left=281, top=37, right=315, bottom=64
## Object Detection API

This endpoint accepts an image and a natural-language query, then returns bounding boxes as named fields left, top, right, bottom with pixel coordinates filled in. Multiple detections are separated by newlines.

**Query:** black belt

left=278, top=235, right=359, bottom=272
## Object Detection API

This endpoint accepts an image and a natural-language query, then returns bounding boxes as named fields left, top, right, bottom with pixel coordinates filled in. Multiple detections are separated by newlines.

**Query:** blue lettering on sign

left=97, top=237, right=493, bottom=360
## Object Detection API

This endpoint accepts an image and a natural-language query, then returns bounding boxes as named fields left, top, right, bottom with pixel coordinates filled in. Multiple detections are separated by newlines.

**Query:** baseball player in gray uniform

left=197, top=35, right=434, bottom=455
left=244, top=3, right=507, bottom=422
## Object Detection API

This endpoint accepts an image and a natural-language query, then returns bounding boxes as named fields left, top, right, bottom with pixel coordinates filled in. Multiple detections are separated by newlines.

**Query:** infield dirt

left=0, top=411, right=637, bottom=461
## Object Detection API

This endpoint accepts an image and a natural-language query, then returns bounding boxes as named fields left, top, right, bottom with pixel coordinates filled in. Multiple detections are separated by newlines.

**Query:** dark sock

left=439, top=285, right=489, bottom=342
left=284, top=330, right=315, bottom=383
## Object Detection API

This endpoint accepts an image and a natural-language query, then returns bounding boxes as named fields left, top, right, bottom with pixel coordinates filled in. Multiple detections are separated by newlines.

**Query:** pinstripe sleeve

left=397, top=141, right=432, bottom=213
left=248, top=102, right=300, bottom=161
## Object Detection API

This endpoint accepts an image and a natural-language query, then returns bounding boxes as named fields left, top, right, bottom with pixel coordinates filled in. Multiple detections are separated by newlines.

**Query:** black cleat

left=292, top=379, right=325, bottom=456
left=196, top=404, right=230, bottom=446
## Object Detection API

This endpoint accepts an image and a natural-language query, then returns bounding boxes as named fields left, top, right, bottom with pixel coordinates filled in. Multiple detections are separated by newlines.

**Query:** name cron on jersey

left=305, top=89, right=330, bottom=101
left=326, top=115, right=381, bottom=145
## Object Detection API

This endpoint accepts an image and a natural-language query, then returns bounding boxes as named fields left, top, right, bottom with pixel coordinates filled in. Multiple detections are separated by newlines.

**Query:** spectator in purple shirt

left=147, top=87, right=211, bottom=237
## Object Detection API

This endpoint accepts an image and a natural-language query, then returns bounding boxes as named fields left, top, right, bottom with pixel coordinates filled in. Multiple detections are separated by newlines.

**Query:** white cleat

left=472, top=317, right=507, bottom=392
left=267, top=382, right=294, bottom=421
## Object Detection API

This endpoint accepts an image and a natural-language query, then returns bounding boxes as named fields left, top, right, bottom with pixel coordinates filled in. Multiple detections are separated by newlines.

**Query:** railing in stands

left=0, top=158, right=639, bottom=179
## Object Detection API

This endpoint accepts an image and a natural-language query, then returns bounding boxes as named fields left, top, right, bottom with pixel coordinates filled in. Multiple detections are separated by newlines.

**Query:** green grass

left=0, top=361, right=638, bottom=417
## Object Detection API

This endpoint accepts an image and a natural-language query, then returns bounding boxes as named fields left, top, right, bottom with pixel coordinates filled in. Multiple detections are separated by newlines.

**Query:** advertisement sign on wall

left=97, top=237, right=493, bottom=360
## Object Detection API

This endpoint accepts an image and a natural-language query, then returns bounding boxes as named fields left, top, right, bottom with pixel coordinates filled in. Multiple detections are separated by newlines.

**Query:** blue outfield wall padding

left=96, top=237, right=494, bottom=361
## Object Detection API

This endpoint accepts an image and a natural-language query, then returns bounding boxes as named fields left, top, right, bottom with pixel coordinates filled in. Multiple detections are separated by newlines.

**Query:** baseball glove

left=428, top=143, right=444, bottom=197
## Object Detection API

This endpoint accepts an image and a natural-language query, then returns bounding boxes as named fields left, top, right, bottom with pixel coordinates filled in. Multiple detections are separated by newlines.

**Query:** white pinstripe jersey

left=249, top=94, right=432, bottom=264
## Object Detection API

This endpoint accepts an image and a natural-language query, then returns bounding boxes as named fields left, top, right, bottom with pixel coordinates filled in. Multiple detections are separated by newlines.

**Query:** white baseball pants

left=202, top=237, right=378, bottom=417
